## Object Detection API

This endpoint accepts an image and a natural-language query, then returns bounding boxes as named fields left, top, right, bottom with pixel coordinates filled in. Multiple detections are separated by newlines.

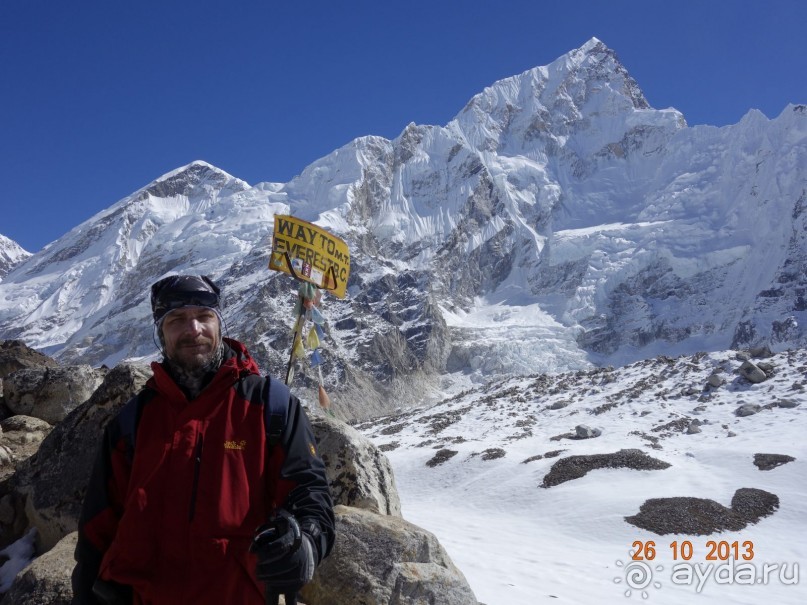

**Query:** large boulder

left=11, top=363, right=151, bottom=551
left=738, top=361, right=767, bottom=384
left=310, top=413, right=401, bottom=516
left=301, top=505, right=478, bottom=605
left=0, top=531, right=76, bottom=605
left=0, top=416, right=52, bottom=482
left=0, top=417, right=53, bottom=548
left=4, top=366, right=106, bottom=424
left=0, top=341, right=58, bottom=380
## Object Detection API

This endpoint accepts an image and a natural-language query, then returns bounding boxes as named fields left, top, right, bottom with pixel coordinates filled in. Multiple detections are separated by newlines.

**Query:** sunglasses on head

left=151, top=275, right=221, bottom=321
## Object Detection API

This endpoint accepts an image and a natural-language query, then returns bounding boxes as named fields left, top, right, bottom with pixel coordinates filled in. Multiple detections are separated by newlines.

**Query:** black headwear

left=150, top=275, right=221, bottom=324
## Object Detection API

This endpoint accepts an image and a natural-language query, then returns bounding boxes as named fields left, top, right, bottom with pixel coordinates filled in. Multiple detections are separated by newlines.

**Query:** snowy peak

left=0, top=234, right=30, bottom=280
left=562, top=37, right=649, bottom=110
left=0, top=159, right=274, bottom=357
left=142, top=160, right=249, bottom=202
left=452, top=38, right=663, bottom=155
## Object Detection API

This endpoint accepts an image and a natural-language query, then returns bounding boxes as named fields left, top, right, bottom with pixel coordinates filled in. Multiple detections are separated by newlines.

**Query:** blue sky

left=2, top=0, right=805, bottom=253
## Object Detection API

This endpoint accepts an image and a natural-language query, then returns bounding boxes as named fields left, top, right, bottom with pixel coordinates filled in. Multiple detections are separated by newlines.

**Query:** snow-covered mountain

left=0, top=235, right=30, bottom=281
left=0, top=38, right=805, bottom=418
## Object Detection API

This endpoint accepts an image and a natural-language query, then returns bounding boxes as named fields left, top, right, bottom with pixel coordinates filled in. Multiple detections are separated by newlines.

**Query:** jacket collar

left=148, top=338, right=260, bottom=403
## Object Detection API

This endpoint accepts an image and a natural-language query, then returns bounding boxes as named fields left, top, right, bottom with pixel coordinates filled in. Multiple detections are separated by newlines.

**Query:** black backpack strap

left=114, top=387, right=157, bottom=463
left=264, top=376, right=290, bottom=447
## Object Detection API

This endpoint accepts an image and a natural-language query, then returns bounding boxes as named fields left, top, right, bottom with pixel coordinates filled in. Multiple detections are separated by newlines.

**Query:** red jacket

left=73, top=339, right=334, bottom=605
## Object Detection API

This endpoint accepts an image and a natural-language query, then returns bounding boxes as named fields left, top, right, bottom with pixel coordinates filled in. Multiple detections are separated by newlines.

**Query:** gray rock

left=309, top=413, right=401, bottom=516
left=706, top=373, right=725, bottom=388
left=549, top=400, right=570, bottom=410
left=11, top=363, right=152, bottom=551
left=749, top=346, right=773, bottom=358
left=4, top=365, right=106, bottom=424
left=2, top=531, right=76, bottom=604
left=0, top=415, right=52, bottom=482
left=756, top=362, right=775, bottom=375
left=301, top=505, right=478, bottom=605
left=776, top=399, right=801, bottom=409
left=735, top=403, right=762, bottom=417
left=738, top=361, right=767, bottom=384
left=0, top=340, right=59, bottom=380
left=574, top=424, right=601, bottom=439
left=686, top=424, right=702, bottom=434
left=541, top=449, right=670, bottom=488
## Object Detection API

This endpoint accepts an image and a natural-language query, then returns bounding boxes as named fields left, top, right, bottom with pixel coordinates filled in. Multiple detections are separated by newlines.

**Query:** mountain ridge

left=0, top=235, right=30, bottom=280
left=1, top=38, right=805, bottom=419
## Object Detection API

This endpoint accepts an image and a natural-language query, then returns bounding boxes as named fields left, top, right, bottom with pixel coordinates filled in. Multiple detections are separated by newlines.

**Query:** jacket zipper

left=189, top=433, right=204, bottom=521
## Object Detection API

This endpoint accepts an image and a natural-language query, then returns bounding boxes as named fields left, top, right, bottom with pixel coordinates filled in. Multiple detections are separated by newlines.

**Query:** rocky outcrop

left=301, top=505, right=477, bottom=605
left=3, top=366, right=105, bottom=424
left=309, top=413, right=401, bottom=516
left=9, top=363, right=151, bottom=552
left=0, top=341, right=58, bottom=382
left=738, top=361, right=768, bottom=384
left=1, top=532, right=75, bottom=605
left=0, top=416, right=51, bottom=482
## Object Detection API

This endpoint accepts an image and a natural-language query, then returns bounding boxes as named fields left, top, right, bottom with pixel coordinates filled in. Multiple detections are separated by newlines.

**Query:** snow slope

left=358, top=348, right=806, bottom=604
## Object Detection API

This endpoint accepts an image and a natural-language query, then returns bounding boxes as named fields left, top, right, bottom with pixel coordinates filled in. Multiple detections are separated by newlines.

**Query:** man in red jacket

left=72, top=275, right=334, bottom=605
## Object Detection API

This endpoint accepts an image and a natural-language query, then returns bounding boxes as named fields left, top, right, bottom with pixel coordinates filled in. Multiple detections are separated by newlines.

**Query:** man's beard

left=164, top=336, right=225, bottom=399
left=169, top=335, right=220, bottom=371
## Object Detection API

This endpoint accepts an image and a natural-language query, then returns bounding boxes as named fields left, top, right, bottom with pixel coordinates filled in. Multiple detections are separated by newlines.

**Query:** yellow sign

left=269, top=215, right=351, bottom=298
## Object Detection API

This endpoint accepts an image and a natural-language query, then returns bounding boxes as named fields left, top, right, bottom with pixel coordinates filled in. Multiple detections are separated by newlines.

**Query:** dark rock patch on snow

left=426, top=449, right=458, bottom=467
left=625, top=488, right=779, bottom=535
left=479, top=448, right=506, bottom=461
left=541, top=449, right=670, bottom=488
left=753, top=453, right=795, bottom=471
left=731, top=488, right=780, bottom=522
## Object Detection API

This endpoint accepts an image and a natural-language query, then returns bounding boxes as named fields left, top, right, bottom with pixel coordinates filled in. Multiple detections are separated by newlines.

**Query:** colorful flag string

left=287, top=281, right=332, bottom=413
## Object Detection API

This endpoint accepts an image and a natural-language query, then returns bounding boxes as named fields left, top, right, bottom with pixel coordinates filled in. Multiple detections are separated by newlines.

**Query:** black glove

left=91, top=578, right=132, bottom=605
left=251, top=509, right=316, bottom=594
